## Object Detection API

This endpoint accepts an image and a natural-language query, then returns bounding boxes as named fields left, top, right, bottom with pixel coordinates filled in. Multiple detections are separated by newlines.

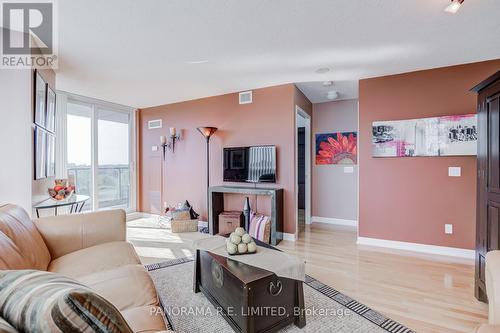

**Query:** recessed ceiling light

left=322, top=81, right=334, bottom=87
left=444, top=0, right=464, bottom=14
left=315, top=67, right=330, bottom=74
left=187, top=60, right=209, bottom=64
left=327, top=91, right=339, bottom=100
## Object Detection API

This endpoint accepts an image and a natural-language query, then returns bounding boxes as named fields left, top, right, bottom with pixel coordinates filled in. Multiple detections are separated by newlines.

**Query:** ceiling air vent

left=148, top=119, right=162, bottom=129
left=239, top=91, right=252, bottom=104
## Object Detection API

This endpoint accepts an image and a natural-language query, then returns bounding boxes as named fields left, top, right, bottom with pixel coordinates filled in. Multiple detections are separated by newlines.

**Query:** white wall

left=0, top=69, right=33, bottom=212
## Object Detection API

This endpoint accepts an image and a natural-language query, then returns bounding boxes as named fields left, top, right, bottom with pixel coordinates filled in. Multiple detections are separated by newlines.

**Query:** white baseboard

left=311, top=216, right=358, bottom=227
left=357, top=237, right=475, bottom=259
left=283, top=232, right=297, bottom=241
left=126, top=212, right=154, bottom=221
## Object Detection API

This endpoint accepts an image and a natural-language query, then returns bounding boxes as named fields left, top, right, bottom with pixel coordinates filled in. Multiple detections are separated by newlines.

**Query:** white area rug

left=147, top=258, right=414, bottom=333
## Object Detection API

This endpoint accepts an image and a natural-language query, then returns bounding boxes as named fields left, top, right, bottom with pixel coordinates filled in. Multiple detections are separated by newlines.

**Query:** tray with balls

left=225, top=227, right=257, bottom=255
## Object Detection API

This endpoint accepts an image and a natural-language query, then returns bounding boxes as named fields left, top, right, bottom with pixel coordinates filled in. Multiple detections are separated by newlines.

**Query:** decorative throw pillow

left=171, top=208, right=191, bottom=221
left=249, top=213, right=271, bottom=244
left=0, top=270, right=133, bottom=333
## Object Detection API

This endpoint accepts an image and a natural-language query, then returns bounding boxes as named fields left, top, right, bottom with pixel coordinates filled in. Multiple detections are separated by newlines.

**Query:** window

left=67, top=102, right=93, bottom=210
left=63, top=95, right=136, bottom=212
left=97, top=108, right=131, bottom=209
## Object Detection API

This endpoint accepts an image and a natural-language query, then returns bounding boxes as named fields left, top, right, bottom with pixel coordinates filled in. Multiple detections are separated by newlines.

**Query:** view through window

left=66, top=100, right=133, bottom=211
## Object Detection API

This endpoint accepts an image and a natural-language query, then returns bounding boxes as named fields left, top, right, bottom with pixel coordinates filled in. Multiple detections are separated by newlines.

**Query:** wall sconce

left=160, top=127, right=181, bottom=159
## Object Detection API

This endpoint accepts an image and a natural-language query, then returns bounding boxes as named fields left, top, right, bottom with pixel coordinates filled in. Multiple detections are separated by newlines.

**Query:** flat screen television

left=223, top=145, right=276, bottom=183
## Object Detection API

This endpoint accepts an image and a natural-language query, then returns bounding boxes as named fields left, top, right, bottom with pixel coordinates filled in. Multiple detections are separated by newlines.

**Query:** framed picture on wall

left=315, top=132, right=357, bottom=165
left=46, top=133, right=56, bottom=177
left=34, top=71, right=47, bottom=128
left=34, top=126, right=47, bottom=180
left=372, top=113, right=477, bottom=157
left=46, top=86, right=56, bottom=132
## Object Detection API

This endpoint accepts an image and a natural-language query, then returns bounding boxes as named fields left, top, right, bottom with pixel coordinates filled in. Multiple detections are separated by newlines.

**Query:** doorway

left=295, top=106, right=311, bottom=237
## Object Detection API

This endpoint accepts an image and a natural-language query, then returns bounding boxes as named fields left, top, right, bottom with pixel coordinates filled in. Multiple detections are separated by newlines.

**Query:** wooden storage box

left=171, top=219, right=198, bottom=233
left=218, top=211, right=243, bottom=235
left=194, top=250, right=305, bottom=333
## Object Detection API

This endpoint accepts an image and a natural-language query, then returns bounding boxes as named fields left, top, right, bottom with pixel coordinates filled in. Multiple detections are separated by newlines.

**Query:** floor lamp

left=197, top=127, right=218, bottom=231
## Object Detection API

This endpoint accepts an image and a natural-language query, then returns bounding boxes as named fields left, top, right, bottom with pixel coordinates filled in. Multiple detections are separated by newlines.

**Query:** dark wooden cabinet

left=472, top=70, right=500, bottom=302
left=193, top=250, right=305, bottom=333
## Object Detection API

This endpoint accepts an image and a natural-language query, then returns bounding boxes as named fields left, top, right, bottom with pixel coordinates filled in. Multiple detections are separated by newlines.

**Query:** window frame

left=57, top=91, right=137, bottom=213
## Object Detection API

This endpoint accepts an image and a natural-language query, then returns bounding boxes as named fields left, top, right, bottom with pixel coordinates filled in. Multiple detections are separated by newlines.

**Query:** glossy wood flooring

left=278, top=223, right=488, bottom=333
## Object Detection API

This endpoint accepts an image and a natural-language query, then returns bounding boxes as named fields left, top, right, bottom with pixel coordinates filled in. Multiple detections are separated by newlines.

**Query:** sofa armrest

left=34, top=209, right=126, bottom=259
left=486, top=251, right=500, bottom=325
left=476, top=324, right=500, bottom=333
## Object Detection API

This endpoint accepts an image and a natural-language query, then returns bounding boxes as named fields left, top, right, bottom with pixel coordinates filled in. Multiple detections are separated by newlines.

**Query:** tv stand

left=208, top=186, right=284, bottom=245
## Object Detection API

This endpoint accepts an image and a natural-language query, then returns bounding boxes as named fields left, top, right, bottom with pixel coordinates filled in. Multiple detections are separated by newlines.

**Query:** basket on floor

left=171, top=219, right=198, bottom=233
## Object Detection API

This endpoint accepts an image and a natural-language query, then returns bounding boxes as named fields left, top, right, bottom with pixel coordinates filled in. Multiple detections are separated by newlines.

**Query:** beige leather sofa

left=0, top=203, right=170, bottom=333
left=476, top=251, right=500, bottom=333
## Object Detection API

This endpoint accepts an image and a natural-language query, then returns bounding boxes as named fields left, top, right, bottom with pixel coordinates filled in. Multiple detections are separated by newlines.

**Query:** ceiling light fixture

left=327, top=91, right=339, bottom=100
left=187, top=60, right=209, bottom=64
left=444, top=0, right=464, bottom=14
left=315, top=67, right=330, bottom=74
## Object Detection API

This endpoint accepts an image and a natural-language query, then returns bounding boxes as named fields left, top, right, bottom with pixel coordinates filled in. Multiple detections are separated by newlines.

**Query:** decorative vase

left=243, top=197, right=251, bottom=231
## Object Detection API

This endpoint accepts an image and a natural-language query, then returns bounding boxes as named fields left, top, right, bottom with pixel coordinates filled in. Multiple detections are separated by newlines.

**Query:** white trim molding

left=126, top=212, right=154, bottom=222
left=312, top=216, right=358, bottom=227
left=356, top=237, right=475, bottom=259
left=283, top=232, right=297, bottom=241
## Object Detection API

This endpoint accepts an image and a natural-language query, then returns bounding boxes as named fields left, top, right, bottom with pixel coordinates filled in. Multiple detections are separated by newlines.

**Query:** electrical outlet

left=163, top=201, right=167, bottom=208
left=152, top=145, right=158, bottom=151
left=445, top=224, right=453, bottom=234
left=344, top=166, right=354, bottom=173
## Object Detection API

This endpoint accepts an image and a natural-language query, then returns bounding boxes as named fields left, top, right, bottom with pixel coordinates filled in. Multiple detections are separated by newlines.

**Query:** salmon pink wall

left=359, top=59, right=500, bottom=250
left=139, top=84, right=306, bottom=234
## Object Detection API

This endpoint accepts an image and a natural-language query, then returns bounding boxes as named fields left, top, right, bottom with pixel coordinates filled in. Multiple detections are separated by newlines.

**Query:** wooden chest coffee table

left=193, top=249, right=306, bottom=333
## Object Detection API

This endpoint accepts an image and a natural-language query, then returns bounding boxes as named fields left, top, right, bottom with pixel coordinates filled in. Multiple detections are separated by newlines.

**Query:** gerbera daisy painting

left=316, top=132, right=357, bottom=165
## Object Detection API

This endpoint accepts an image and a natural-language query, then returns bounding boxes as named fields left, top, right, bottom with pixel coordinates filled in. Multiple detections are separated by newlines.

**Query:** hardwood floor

left=278, top=223, right=488, bottom=333
left=128, top=217, right=488, bottom=333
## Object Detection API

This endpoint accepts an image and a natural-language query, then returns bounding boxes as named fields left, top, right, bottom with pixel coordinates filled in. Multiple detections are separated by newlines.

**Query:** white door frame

left=295, top=106, right=312, bottom=238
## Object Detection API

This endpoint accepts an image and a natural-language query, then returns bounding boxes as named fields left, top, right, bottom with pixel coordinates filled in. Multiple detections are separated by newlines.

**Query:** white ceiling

left=296, top=81, right=359, bottom=103
left=56, top=0, right=500, bottom=108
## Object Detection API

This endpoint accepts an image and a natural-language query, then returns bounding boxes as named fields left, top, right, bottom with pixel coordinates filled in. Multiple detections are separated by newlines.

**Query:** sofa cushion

left=0, top=204, right=51, bottom=270
left=121, top=306, right=169, bottom=333
left=0, top=270, right=132, bottom=333
left=49, top=241, right=141, bottom=279
left=78, top=264, right=158, bottom=311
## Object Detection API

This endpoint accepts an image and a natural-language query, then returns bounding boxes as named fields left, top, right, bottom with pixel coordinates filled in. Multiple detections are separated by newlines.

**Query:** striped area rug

left=146, top=258, right=414, bottom=333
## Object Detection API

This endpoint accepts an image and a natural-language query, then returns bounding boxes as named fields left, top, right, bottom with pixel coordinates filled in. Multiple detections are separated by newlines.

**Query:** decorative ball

left=230, top=233, right=241, bottom=245
left=235, top=227, right=245, bottom=237
left=238, top=243, right=248, bottom=254
left=242, top=234, right=252, bottom=244
left=226, top=242, right=238, bottom=255
left=247, top=242, right=257, bottom=253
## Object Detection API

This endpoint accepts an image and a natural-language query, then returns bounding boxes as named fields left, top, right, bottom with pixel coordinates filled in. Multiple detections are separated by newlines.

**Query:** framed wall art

left=34, top=71, right=47, bottom=128
left=372, top=113, right=477, bottom=157
left=316, top=132, right=357, bottom=165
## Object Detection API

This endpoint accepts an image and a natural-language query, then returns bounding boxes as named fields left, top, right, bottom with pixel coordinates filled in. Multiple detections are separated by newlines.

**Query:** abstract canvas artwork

left=372, top=114, right=477, bottom=157
left=316, top=132, right=357, bottom=165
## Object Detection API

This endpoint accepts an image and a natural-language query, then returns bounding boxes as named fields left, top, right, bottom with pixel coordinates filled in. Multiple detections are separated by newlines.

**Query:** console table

left=208, top=186, right=284, bottom=245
